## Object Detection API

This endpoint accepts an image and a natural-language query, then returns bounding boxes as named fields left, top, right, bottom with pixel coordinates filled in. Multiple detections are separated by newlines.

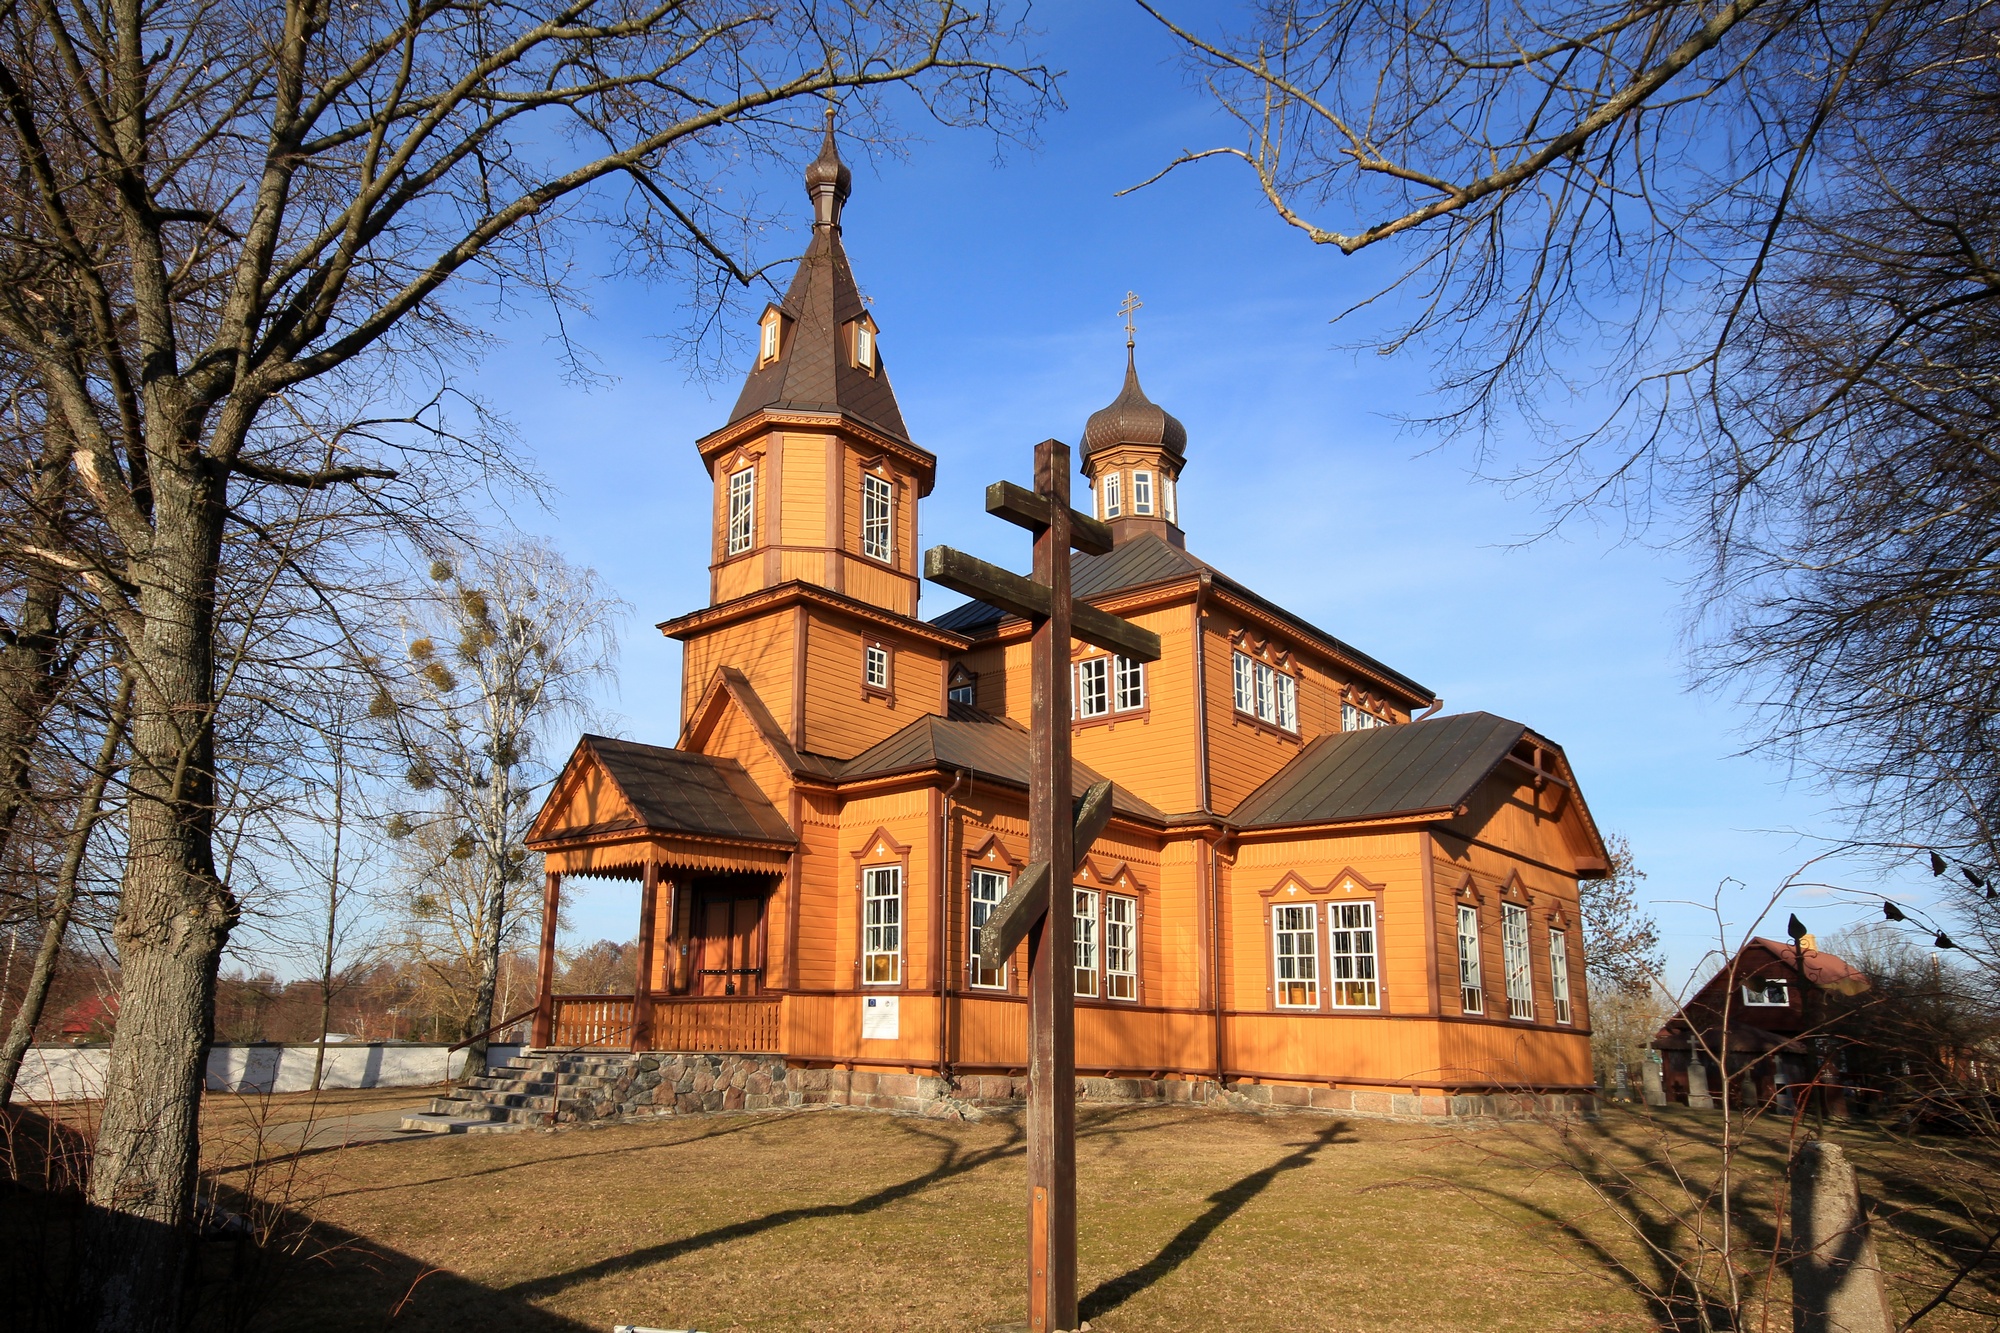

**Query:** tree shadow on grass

left=1078, top=1120, right=1351, bottom=1322
left=504, top=1113, right=1032, bottom=1301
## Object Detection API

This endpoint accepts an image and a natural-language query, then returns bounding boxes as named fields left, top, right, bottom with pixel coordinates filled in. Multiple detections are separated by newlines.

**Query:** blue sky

left=460, top=1, right=1935, bottom=989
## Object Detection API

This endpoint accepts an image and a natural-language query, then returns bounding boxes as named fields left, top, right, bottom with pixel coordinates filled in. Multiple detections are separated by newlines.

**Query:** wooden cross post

left=924, top=438, right=1160, bottom=1332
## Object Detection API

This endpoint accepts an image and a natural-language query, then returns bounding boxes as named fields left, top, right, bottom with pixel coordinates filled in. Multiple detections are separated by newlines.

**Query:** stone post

left=1687, top=1054, right=1714, bottom=1109
left=1641, top=1051, right=1666, bottom=1107
left=1791, top=1139, right=1893, bottom=1333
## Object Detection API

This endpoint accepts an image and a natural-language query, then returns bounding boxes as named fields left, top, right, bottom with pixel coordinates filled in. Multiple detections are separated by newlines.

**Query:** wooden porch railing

left=545, top=993, right=781, bottom=1053
left=648, top=995, right=781, bottom=1053
left=549, top=994, right=636, bottom=1049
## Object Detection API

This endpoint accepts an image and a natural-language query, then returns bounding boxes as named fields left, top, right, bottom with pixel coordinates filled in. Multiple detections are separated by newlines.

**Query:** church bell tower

left=693, top=111, right=936, bottom=616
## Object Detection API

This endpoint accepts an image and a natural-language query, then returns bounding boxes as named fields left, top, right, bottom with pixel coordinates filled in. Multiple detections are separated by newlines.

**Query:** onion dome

left=1083, top=348, right=1187, bottom=461
left=804, top=109, right=850, bottom=224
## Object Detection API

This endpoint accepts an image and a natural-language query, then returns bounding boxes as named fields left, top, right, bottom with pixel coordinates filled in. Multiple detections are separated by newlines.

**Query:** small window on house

left=1133, top=470, right=1153, bottom=515
left=1073, top=889, right=1099, bottom=997
left=1233, top=651, right=1255, bottom=714
left=760, top=315, right=781, bottom=363
left=1076, top=657, right=1110, bottom=718
left=854, top=322, right=875, bottom=371
left=1274, top=672, right=1297, bottom=732
left=1550, top=929, right=1573, bottom=1024
left=1273, top=904, right=1318, bottom=1008
left=1104, top=893, right=1137, bottom=1000
left=948, top=665, right=976, bottom=707
left=864, top=643, right=890, bottom=692
left=1253, top=662, right=1275, bottom=723
left=1161, top=471, right=1178, bottom=525
left=862, top=865, right=902, bottom=984
left=862, top=472, right=893, bottom=562
left=1342, top=702, right=1388, bottom=732
left=726, top=466, right=756, bottom=556
left=1328, top=901, right=1378, bottom=1008
left=1502, top=903, right=1533, bottom=1020
left=969, top=868, right=1008, bottom=989
left=1115, top=656, right=1145, bottom=711
left=1743, top=977, right=1789, bottom=1007
left=1102, top=472, right=1122, bottom=518
left=1458, top=905, right=1484, bottom=1015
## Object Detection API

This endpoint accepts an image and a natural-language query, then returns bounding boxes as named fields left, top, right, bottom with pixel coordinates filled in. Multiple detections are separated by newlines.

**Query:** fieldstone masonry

left=566, top=1053, right=1597, bottom=1125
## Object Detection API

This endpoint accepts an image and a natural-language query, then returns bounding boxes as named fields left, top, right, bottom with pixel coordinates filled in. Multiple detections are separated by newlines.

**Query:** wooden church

left=523, top=122, right=1610, bottom=1114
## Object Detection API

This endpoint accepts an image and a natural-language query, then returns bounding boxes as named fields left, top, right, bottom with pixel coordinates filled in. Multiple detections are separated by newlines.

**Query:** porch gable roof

left=527, top=734, right=797, bottom=851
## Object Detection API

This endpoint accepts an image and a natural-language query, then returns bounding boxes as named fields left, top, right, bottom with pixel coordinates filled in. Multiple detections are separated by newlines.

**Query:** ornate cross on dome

left=1119, top=290, right=1142, bottom=347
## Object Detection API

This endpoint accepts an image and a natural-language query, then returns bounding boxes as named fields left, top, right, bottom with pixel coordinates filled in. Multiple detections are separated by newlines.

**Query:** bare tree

left=378, top=541, right=620, bottom=1075
left=1580, top=834, right=1663, bottom=994
left=0, top=3, right=1054, bottom=1321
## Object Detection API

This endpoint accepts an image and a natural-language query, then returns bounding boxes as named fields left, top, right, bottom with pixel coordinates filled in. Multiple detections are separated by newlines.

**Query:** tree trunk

left=0, top=669, right=131, bottom=1106
left=82, top=456, right=235, bottom=1333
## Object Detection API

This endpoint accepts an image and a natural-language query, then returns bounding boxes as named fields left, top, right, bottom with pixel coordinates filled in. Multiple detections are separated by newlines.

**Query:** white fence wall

left=12, top=1042, right=524, bottom=1102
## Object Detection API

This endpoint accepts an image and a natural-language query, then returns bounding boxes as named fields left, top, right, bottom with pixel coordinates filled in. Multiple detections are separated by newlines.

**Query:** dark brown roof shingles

left=581, top=735, right=796, bottom=844
left=1231, top=712, right=1525, bottom=827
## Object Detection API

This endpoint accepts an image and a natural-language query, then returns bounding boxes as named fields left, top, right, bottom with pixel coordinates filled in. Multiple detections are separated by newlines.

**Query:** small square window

left=1742, top=978, right=1789, bottom=1007
left=864, top=644, right=889, bottom=691
left=948, top=665, right=976, bottom=707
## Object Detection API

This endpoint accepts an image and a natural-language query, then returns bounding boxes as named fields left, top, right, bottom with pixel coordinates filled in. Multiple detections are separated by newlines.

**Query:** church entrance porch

left=685, top=875, right=767, bottom=997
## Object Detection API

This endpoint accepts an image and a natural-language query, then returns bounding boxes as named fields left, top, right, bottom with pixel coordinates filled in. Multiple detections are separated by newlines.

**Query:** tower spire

left=805, top=104, right=851, bottom=229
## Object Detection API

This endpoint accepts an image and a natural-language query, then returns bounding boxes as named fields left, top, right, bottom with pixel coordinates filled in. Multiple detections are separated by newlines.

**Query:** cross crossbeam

left=922, top=547, right=1161, bottom=664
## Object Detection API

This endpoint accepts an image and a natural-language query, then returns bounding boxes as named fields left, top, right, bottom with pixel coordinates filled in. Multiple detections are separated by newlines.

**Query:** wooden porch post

left=533, top=869, right=560, bottom=1048
left=634, top=860, right=659, bottom=1052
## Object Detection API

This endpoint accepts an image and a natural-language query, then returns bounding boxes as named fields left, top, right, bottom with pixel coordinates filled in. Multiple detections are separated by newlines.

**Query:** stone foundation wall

left=590, top=1054, right=1594, bottom=1124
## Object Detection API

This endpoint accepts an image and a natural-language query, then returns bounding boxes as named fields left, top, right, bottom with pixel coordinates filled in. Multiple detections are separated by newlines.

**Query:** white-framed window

left=1102, top=472, right=1122, bottom=518
left=1073, top=888, right=1099, bottom=997
left=948, top=667, right=976, bottom=707
left=1550, top=929, right=1573, bottom=1025
left=862, top=865, right=902, bottom=985
left=1161, top=471, right=1177, bottom=525
left=1502, top=903, right=1533, bottom=1020
left=1115, top=656, right=1145, bottom=712
left=864, top=643, right=889, bottom=692
left=1133, top=470, right=1153, bottom=515
left=969, top=868, right=1008, bottom=989
left=1272, top=903, right=1318, bottom=1008
left=1742, top=977, right=1789, bottom=1007
left=1273, top=672, right=1297, bottom=732
left=854, top=323, right=875, bottom=370
left=1327, top=900, right=1379, bottom=1008
left=1458, top=905, right=1484, bottom=1015
left=1342, top=702, right=1388, bottom=731
left=1253, top=661, right=1274, bottom=722
left=726, top=466, right=756, bottom=556
left=862, top=472, right=893, bottom=562
left=1104, top=893, right=1137, bottom=1000
left=1233, top=651, right=1255, bottom=713
left=1076, top=657, right=1111, bottom=718
left=760, top=315, right=781, bottom=363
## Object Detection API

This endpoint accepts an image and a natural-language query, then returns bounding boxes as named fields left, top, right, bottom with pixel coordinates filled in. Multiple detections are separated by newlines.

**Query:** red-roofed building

left=1652, top=935, right=1870, bottom=1111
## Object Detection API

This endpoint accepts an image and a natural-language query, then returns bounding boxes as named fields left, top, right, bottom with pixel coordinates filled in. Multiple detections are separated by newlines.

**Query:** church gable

left=526, top=739, right=643, bottom=844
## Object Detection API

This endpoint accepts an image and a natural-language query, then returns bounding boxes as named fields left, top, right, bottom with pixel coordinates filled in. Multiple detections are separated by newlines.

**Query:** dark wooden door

left=692, top=883, right=764, bottom=996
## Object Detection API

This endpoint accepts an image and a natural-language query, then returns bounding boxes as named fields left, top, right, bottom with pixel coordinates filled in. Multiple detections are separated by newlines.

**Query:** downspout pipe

left=937, top=768, right=970, bottom=1081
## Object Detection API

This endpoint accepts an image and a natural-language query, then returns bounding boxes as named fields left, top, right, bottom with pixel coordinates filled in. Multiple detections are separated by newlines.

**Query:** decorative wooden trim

left=1259, top=871, right=1386, bottom=1016
left=659, top=580, right=970, bottom=650
left=965, top=830, right=1025, bottom=872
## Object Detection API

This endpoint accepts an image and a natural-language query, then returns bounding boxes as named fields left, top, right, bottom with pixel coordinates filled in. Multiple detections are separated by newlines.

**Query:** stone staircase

left=400, top=1051, right=636, bottom=1135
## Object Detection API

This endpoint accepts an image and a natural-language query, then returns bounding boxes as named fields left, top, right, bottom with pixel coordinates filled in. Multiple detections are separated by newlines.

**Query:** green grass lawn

left=210, top=1097, right=1997, bottom=1332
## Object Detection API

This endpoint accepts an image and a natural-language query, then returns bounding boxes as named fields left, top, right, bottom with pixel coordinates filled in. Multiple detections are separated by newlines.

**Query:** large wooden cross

left=924, top=438, right=1161, bottom=1332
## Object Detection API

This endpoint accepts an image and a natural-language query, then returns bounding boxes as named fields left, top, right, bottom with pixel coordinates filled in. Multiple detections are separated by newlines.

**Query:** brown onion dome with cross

left=1082, top=348, right=1187, bottom=462
left=804, top=109, right=851, bottom=225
